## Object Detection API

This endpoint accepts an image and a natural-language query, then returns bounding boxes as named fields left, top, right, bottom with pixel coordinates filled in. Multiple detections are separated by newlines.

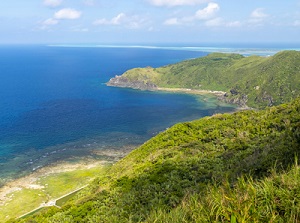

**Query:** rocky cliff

left=107, top=75, right=158, bottom=91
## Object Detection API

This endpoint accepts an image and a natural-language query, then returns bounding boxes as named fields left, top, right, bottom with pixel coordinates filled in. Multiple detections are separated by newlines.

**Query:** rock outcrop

left=219, top=91, right=249, bottom=108
left=107, top=75, right=157, bottom=91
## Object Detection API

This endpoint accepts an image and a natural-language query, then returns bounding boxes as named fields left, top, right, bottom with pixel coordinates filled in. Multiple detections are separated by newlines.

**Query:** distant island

left=107, top=50, right=300, bottom=109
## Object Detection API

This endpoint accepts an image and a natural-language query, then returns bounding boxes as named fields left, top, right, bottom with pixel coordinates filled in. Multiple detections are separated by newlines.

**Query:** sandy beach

left=156, top=87, right=227, bottom=97
left=156, top=87, right=252, bottom=110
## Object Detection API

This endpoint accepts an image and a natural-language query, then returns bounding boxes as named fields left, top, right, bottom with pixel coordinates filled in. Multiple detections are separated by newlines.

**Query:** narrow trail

left=18, top=185, right=88, bottom=219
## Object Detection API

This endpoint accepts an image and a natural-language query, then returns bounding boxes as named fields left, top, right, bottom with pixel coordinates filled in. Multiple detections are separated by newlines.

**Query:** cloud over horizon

left=40, top=8, right=82, bottom=30
left=195, top=2, right=220, bottom=20
left=93, top=13, right=147, bottom=29
left=1, top=0, right=298, bottom=44
left=251, top=8, right=269, bottom=19
left=42, top=18, right=59, bottom=25
left=94, top=13, right=126, bottom=25
left=163, top=2, right=220, bottom=26
left=54, top=8, right=82, bottom=20
left=43, top=0, right=62, bottom=8
left=149, top=0, right=209, bottom=7
left=248, top=8, right=269, bottom=25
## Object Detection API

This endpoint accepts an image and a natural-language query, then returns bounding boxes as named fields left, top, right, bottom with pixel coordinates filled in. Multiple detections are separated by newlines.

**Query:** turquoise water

left=0, top=45, right=237, bottom=182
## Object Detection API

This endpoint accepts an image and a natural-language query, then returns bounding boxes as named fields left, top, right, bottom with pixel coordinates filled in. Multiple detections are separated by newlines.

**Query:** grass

left=0, top=189, right=47, bottom=222
left=38, top=166, right=103, bottom=198
left=145, top=162, right=300, bottom=222
left=0, top=164, right=106, bottom=222
left=14, top=98, right=300, bottom=222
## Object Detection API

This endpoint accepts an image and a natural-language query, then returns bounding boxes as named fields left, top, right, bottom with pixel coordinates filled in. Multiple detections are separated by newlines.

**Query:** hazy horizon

left=0, top=0, right=299, bottom=44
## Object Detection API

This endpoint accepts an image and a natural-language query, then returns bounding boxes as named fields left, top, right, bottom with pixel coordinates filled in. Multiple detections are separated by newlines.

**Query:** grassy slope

left=121, top=51, right=300, bottom=109
left=1, top=165, right=105, bottom=222
left=15, top=97, right=300, bottom=223
left=146, top=163, right=300, bottom=222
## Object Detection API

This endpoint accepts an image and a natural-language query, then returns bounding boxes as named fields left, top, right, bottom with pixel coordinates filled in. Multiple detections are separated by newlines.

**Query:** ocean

left=0, top=45, right=258, bottom=183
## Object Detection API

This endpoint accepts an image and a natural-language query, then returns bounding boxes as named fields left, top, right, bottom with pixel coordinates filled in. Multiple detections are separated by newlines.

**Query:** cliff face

left=218, top=92, right=249, bottom=108
left=107, top=75, right=158, bottom=91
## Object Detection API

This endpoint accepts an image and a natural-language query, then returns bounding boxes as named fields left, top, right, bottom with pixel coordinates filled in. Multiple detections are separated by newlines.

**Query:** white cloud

left=94, top=13, right=126, bottom=25
left=163, top=2, right=220, bottom=26
left=42, top=18, right=59, bottom=25
left=44, top=0, right=62, bottom=8
left=164, top=18, right=181, bottom=25
left=111, top=13, right=127, bottom=25
left=93, top=13, right=146, bottom=29
left=248, top=8, right=269, bottom=25
left=149, top=0, right=209, bottom=7
left=195, top=2, right=220, bottom=20
left=54, top=8, right=82, bottom=20
left=205, top=17, right=222, bottom=27
left=39, top=8, right=82, bottom=30
left=226, top=21, right=242, bottom=27
left=39, top=18, right=59, bottom=30
left=251, top=8, right=268, bottom=19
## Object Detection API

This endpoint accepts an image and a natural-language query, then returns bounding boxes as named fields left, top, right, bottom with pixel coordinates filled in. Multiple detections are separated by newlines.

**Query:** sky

left=0, top=0, right=300, bottom=45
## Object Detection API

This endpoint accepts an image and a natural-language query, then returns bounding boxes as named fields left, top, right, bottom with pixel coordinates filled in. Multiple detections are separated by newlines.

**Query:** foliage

left=121, top=51, right=300, bottom=109
left=12, top=98, right=300, bottom=222
left=146, top=162, right=300, bottom=223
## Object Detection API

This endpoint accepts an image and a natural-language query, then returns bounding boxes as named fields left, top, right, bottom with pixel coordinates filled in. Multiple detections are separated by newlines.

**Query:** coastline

left=0, top=160, right=105, bottom=221
left=0, top=160, right=104, bottom=204
left=106, top=75, right=250, bottom=110
left=155, top=87, right=251, bottom=110
left=1, top=87, right=248, bottom=221
left=155, top=87, right=250, bottom=110
left=0, top=147, right=133, bottom=221
left=156, top=87, right=226, bottom=97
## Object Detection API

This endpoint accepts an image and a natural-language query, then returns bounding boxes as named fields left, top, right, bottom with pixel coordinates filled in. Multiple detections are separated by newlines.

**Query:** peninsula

left=107, top=51, right=300, bottom=109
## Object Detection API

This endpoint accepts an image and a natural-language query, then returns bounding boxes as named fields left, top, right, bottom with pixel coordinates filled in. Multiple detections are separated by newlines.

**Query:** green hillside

left=108, top=51, right=300, bottom=109
left=14, top=97, right=300, bottom=223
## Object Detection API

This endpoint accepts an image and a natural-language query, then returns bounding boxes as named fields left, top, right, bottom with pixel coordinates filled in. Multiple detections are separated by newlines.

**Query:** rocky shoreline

left=107, top=75, right=158, bottom=91
left=106, top=76, right=250, bottom=109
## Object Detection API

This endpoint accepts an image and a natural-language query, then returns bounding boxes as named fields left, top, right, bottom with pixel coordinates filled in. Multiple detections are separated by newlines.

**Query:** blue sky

left=0, top=0, right=300, bottom=44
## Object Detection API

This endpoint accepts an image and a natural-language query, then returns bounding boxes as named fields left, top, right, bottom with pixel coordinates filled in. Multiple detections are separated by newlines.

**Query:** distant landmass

left=107, top=50, right=300, bottom=109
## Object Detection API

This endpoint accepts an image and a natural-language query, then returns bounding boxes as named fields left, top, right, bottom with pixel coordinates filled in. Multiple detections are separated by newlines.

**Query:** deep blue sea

left=0, top=45, right=239, bottom=182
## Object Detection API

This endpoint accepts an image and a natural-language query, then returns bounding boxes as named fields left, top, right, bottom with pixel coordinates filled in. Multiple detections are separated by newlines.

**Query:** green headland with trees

left=108, top=50, right=300, bottom=109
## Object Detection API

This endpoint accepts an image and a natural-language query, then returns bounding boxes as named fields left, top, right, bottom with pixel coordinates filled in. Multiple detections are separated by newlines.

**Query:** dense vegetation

left=13, top=97, right=300, bottom=223
left=115, top=51, right=300, bottom=109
